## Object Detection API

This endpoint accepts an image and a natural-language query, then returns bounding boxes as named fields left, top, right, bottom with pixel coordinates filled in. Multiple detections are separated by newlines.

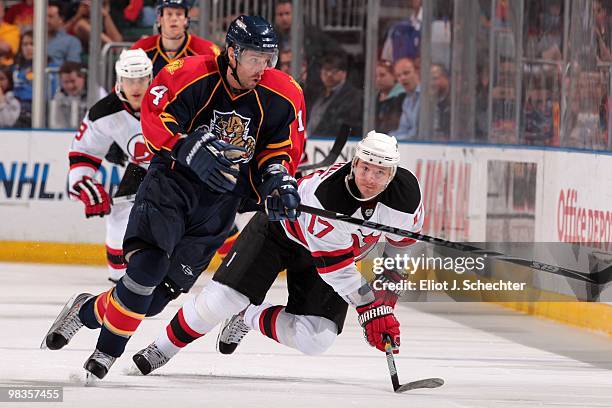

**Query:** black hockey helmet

left=226, top=15, right=279, bottom=61
left=157, top=0, right=190, bottom=14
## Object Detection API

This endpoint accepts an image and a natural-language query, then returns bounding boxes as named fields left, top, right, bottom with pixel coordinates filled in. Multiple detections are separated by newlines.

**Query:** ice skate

left=42, top=293, right=93, bottom=350
left=217, top=312, right=251, bottom=355
left=84, top=349, right=116, bottom=380
left=132, top=343, right=170, bottom=375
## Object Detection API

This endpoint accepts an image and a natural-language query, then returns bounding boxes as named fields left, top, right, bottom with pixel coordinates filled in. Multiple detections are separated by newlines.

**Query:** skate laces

left=90, top=349, right=116, bottom=369
left=141, top=344, right=169, bottom=370
left=223, top=315, right=250, bottom=344
left=55, top=294, right=89, bottom=339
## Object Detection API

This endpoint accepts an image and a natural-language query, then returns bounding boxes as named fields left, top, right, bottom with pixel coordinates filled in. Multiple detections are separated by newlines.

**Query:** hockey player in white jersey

left=132, top=131, right=424, bottom=375
left=68, top=49, right=153, bottom=282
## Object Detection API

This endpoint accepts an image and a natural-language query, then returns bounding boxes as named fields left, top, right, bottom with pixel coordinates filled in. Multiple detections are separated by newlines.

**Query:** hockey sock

left=106, top=245, right=127, bottom=281
left=78, top=289, right=111, bottom=329
left=244, top=304, right=338, bottom=355
left=96, top=248, right=170, bottom=358
left=155, top=281, right=249, bottom=357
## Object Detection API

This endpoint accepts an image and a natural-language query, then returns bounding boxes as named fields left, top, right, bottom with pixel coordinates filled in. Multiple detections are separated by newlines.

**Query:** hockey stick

left=383, top=335, right=444, bottom=393
left=298, top=204, right=612, bottom=285
left=297, top=124, right=351, bottom=171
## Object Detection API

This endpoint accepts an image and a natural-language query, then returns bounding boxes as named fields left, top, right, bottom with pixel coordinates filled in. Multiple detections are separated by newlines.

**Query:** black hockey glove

left=173, top=129, right=246, bottom=194
left=258, top=164, right=301, bottom=221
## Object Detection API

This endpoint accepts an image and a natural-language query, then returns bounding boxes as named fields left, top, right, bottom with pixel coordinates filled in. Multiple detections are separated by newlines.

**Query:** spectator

left=375, top=59, right=405, bottom=134
left=278, top=48, right=314, bottom=106
left=131, top=0, right=218, bottom=77
left=430, top=63, right=451, bottom=140
left=4, top=0, right=33, bottom=32
left=307, top=53, right=363, bottom=138
left=381, top=0, right=422, bottom=63
left=475, top=61, right=489, bottom=141
left=595, top=0, right=612, bottom=62
left=12, top=30, right=33, bottom=127
left=391, top=58, right=420, bottom=140
left=0, top=0, right=20, bottom=66
left=65, top=0, right=123, bottom=50
left=0, top=65, right=20, bottom=127
left=273, top=0, right=341, bottom=102
left=47, top=1, right=83, bottom=66
left=49, top=61, right=107, bottom=129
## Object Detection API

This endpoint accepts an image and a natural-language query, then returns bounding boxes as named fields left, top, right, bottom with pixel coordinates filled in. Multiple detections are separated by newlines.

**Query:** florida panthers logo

left=208, top=110, right=256, bottom=163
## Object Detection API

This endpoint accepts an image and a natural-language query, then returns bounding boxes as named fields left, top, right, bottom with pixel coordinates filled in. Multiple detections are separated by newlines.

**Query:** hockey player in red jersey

left=131, top=0, right=219, bottom=76
left=68, top=49, right=154, bottom=283
left=131, top=131, right=424, bottom=375
left=43, top=15, right=305, bottom=381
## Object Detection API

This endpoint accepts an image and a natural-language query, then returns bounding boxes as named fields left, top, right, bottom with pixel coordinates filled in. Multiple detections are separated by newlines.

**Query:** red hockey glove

left=71, top=176, right=111, bottom=218
left=356, top=299, right=400, bottom=354
left=371, top=268, right=406, bottom=307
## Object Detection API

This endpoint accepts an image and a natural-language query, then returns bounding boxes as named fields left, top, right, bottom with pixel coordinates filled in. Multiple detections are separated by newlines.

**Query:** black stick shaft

left=297, top=204, right=610, bottom=285
left=383, top=335, right=400, bottom=391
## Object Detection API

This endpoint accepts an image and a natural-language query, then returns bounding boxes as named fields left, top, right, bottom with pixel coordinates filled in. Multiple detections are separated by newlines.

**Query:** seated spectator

left=278, top=48, right=315, bottom=106
left=47, top=1, right=83, bottom=66
left=595, top=0, right=612, bottom=62
left=4, top=0, right=33, bottom=33
left=430, top=63, right=451, bottom=140
left=375, top=59, right=405, bottom=134
left=12, top=30, right=33, bottom=127
left=0, top=65, right=20, bottom=127
left=65, top=0, right=123, bottom=50
left=391, top=58, right=420, bottom=140
left=307, top=53, right=363, bottom=138
left=49, top=61, right=106, bottom=129
left=381, top=0, right=422, bottom=63
left=0, top=0, right=20, bottom=66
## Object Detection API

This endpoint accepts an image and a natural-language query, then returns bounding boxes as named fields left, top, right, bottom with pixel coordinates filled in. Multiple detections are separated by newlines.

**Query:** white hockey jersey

left=282, top=162, right=424, bottom=298
left=68, top=92, right=153, bottom=195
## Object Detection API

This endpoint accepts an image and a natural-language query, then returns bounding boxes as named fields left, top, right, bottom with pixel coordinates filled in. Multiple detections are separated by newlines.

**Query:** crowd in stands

left=0, top=0, right=609, bottom=151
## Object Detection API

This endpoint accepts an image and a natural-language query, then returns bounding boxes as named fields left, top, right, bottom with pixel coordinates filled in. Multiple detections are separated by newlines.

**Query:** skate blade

left=124, top=364, right=143, bottom=376
left=395, top=377, right=444, bottom=393
left=85, top=371, right=98, bottom=386
left=40, top=293, right=79, bottom=349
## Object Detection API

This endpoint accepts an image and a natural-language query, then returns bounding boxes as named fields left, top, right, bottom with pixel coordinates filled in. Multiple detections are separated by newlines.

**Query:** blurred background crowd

left=1, top=0, right=610, bottom=151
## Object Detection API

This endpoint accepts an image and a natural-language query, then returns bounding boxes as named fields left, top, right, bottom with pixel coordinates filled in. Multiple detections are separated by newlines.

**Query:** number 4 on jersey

left=307, top=215, right=334, bottom=238
left=150, top=85, right=168, bottom=106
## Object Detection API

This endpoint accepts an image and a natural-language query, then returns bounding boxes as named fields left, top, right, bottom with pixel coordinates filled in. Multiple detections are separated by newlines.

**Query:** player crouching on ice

left=131, top=131, right=424, bottom=375
left=67, top=49, right=153, bottom=283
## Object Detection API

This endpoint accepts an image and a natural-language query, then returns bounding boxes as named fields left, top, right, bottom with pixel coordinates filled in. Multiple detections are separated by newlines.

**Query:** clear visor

left=236, top=48, right=279, bottom=70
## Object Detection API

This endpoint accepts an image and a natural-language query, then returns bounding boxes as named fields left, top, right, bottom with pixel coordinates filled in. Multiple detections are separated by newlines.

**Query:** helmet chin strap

left=344, top=158, right=394, bottom=202
left=229, top=48, right=246, bottom=90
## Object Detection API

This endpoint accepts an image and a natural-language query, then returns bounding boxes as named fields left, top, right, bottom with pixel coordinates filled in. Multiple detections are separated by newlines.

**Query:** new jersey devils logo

left=352, top=229, right=382, bottom=260
left=127, top=133, right=153, bottom=164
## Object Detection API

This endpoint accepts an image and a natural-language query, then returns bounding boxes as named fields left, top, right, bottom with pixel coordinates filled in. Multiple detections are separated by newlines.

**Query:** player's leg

left=232, top=246, right=348, bottom=355
left=104, top=201, right=132, bottom=283
left=84, top=163, right=187, bottom=379
left=133, top=211, right=284, bottom=374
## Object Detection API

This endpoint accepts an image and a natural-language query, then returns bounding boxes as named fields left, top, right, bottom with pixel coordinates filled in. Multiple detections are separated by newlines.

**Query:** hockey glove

left=71, top=176, right=112, bottom=218
left=371, top=266, right=407, bottom=307
left=356, top=299, right=400, bottom=354
left=173, top=129, right=246, bottom=194
left=258, top=164, right=300, bottom=221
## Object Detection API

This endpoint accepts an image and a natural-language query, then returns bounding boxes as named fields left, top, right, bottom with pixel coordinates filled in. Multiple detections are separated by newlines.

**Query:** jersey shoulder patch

left=131, top=35, right=158, bottom=52
left=379, top=167, right=421, bottom=213
left=88, top=92, right=123, bottom=122
left=258, top=68, right=303, bottom=105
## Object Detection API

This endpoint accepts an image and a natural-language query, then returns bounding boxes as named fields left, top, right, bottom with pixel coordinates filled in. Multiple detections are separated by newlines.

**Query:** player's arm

left=68, top=114, right=115, bottom=218
left=140, top=59, right=246, bottom=193
left=254, top=90, right=306, bottom=220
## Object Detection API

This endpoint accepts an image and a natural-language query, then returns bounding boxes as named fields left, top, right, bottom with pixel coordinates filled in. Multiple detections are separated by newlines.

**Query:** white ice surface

left=0, top=263, right=611, bottom=408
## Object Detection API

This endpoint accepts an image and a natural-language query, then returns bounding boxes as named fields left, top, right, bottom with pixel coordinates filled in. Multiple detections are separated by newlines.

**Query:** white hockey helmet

left=347, top=130, right=400, bottom=201
left=114, top=49, right=153, bottom=101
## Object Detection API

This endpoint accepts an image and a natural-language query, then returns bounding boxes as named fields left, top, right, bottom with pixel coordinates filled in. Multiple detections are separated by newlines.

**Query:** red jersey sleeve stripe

left=311, top=246, right=354, bottom=258
left=316, top=257, right=354, bottom=274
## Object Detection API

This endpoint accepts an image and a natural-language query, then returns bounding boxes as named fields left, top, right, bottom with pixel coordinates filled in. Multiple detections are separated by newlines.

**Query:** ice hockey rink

left=0, top=262, right=610, bottom=408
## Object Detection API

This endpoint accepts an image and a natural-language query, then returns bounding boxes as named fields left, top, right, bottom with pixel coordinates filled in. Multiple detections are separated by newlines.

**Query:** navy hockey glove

left=173, top=129, right=246, bottom=194
left=71, top=176, right=112, bottom=218
left=356, top=299, right=400, bottom=354
left=258, top=164, right=300, bottom=221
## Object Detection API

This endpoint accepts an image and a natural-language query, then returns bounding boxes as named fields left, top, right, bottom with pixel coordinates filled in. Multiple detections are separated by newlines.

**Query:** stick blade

left=395, top=377, right=444, bottom=393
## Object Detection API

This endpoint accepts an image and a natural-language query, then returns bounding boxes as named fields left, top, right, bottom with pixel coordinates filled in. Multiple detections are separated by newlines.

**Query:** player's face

left=235, top=49, right=275, bottom=89
left=159, top=7, right=188, bottom=39
left=353, top=159, right=393, bottom=199
left=120, top=77, right=150, bottom=110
